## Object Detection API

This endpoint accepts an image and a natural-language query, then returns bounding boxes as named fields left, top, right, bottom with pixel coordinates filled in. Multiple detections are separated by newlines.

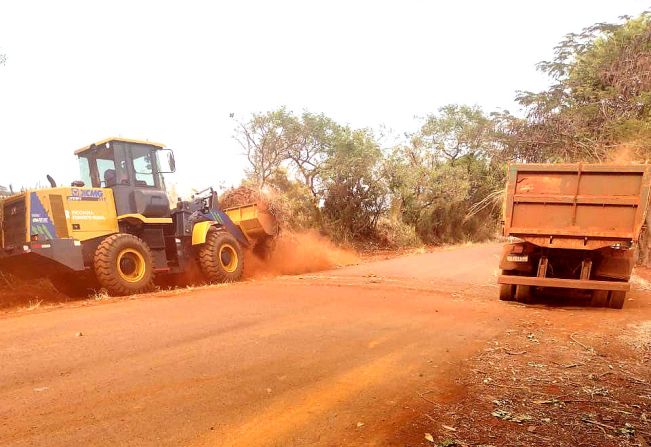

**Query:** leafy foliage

left=321, top=128, right=388, bottom=241
left=233, top=12, right=651, bottom=248
left=507, top=12, right=651, bottom=162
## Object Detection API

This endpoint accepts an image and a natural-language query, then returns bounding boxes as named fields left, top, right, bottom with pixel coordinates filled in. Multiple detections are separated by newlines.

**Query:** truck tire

left=590, top=290, right=609, bottom=307
left=607, top=291, right=626, bottom=309
left=94, top=234, right=154, bottom=296
left=198, top=228, right=244, bottom=283
left=515, top=285, right=532, bottom=303
left=499, top=284, right=515, bottom=301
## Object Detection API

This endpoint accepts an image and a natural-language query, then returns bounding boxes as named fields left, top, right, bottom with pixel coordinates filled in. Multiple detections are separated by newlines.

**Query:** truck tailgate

left=504, top=164, right=651, bottom=245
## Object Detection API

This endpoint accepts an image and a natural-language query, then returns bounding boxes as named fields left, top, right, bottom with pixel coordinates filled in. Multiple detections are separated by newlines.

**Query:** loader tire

left=607, top=291, right=626, bottom=309
left=94, top=234, right=154, bottom=296
left=198, top=228, right=244, bottom=283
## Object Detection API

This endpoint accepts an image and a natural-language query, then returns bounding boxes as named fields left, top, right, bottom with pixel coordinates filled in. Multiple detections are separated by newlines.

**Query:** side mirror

left=158, top=149, right=176, bottom=173
left=168, top=151, right=176, bottom=173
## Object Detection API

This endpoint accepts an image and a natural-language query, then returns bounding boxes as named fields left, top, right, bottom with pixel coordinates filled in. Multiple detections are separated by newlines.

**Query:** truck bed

left=503, top=164, right=651, bottom=250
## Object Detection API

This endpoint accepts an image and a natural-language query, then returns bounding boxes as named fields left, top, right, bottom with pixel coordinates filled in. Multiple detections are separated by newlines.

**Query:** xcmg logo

left=69, top=188, right=105, bottom=201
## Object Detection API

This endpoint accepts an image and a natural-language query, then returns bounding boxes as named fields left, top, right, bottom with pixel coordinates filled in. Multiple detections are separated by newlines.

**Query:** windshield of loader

left=78, top=145, right=129, bottom=188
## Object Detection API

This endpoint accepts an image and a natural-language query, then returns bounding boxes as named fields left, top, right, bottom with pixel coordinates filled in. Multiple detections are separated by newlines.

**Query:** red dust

left=608, top=142, right=641, bottom=163
left=243, top=230, right=359, bottom=279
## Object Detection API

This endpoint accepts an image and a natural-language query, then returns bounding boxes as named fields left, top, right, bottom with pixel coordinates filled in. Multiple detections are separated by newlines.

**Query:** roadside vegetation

left=231, top=12, right=651, bottom=249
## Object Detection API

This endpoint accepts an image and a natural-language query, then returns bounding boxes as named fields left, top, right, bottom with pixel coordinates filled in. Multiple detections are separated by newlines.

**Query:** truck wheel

left=198, top=228, right=244, bottom=283
left=499, top=284, right=515, bottom=301
left=590, top=290, right=609, bottom=307
left=607, top=291, right=626, bottom=309
left=515, top=285, right=532, bottom=303
left=94, top=234, right=154, bottom=296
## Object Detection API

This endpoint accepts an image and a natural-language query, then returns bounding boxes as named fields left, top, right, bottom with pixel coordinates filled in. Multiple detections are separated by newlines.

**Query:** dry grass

left=90, top=289, right=110, bottom=301
left=25, top=299, right=44, bottom=311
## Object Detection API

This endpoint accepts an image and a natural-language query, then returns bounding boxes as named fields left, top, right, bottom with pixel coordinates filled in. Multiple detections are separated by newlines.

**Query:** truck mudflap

left=498, top=274, right=630, bottom=292
left=0, top=239, right=85, bottom=277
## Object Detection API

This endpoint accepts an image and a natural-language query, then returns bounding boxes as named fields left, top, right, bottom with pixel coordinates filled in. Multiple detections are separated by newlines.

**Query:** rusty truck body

left=497, top=163, right=651, bottom=309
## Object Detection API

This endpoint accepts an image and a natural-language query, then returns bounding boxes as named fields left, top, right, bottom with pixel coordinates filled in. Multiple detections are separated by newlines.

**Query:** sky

left=0, top=0, right=648, bottom=195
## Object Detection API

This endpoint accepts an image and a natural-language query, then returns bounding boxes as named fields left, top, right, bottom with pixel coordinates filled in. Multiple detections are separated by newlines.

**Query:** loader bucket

left=224, top=203, right=278, bottom=244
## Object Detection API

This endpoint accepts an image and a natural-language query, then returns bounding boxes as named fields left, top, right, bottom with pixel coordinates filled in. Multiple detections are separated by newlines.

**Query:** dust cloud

left=243, top=231, right=359, bottom=279
left=608, top=142, right=639, bottom=163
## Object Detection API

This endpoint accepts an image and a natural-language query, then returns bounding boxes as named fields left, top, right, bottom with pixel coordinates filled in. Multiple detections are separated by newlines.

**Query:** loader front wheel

left=199, top=228, right=244, bottom=283
left=94, top=234, right=154, bottom=296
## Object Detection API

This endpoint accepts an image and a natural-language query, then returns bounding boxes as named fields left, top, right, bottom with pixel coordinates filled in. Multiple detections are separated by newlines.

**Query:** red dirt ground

left=0, top=243, right=649, bottom=446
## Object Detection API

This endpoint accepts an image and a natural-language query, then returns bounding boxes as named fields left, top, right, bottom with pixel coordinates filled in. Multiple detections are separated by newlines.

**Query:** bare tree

left=233, top=108, right=299, bottom=189
left=286, top=112, right=338, bottom=199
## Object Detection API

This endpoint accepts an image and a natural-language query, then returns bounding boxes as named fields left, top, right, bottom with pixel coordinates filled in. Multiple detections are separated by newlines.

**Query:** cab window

left=78, top=157, right=92, bottom=187
left=131, top=146, right=156, bottom=187
left=77, top=145, right=129, bottom=188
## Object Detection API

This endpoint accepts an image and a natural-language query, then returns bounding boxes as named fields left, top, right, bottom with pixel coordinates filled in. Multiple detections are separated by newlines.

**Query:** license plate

left=507, top=255, right=528, bottom=262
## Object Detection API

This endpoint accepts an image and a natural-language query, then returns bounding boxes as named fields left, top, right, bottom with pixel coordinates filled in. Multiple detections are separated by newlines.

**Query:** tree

left=234, top=108, right=300, bottom=188
left=321, top=128, right=387, bottom=240
left=417, top=104, right=493, bottom=163
left=382, top=104, right=503, bottom=243
left=511, top=12, right=651, bottom=162
left=285, top=112, right=339, bottom=199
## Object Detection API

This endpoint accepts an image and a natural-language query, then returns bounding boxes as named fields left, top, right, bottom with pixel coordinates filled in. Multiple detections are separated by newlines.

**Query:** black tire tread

left=198, top=228, right=244, bottom=283
left=499, top=284, right=514, bottom=301
left=607, top=291, right=626, bottom=309
left=590, top=290, right=609, bottom=307
left=515, top=285, right=532, bottom=303
left=94, top=233, right=154, bottom=296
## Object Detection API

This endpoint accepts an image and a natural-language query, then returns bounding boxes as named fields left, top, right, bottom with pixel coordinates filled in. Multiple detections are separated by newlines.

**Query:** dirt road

left=1, top=243, right=649, bottom=446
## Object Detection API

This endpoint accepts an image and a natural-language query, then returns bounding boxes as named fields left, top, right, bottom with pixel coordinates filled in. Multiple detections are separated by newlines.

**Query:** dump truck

left=0, top=138, right=277, bottom=296
left=497, top=163, right=651, bottom=309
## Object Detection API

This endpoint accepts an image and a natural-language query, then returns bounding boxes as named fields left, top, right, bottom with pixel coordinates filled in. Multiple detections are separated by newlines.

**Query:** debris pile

left=419, top=319, right=651, bottom=447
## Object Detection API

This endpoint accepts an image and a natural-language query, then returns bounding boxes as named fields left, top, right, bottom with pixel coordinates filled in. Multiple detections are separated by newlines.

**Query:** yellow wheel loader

left=0, top=138, right=277, bottom=296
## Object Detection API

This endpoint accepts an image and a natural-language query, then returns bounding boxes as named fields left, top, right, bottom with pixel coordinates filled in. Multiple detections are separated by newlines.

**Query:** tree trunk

left=638, top=211, right=651, bottom=266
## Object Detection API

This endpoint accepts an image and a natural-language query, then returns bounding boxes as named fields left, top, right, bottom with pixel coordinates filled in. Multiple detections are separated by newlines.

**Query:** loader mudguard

left=191, top=211, right=250, bottom=248
left=191, top=221, right=216, bottom=246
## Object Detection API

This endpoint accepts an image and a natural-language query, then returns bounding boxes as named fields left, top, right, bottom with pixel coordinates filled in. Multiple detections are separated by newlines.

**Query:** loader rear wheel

left=499, top=284, right=515, bottom=301
left=94, top=234, right=154, bottom=296
left=198, top=228, right=244, bottom=283
left=607, top=291, right=626, bottom=309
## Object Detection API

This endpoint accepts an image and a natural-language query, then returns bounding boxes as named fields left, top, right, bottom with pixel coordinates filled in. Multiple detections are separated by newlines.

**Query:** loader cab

left=75, top=138, right=176, bottom=218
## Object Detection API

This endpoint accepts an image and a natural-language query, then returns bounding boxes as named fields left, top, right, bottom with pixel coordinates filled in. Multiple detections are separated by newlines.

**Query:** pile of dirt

left=219, top=185, right=261, bottom=209
left=0, top=272, right=68, bottom=310
left=219, top=185, right=289, bottom=228
left=243, top=230, right=359, bottom=279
